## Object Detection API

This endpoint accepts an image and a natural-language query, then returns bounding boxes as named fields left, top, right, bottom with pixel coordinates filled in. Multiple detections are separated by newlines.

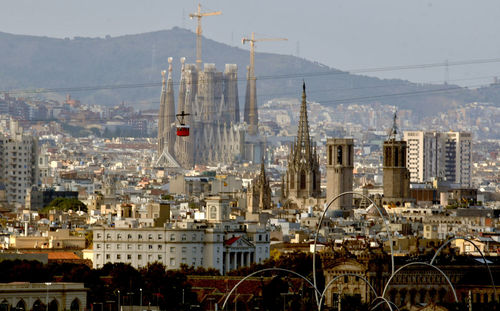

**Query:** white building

left=92, top=196, right=270, bottom=274
left=403, top=131, right=472, bottom=186
left=0, top=120, right=40, bottom=204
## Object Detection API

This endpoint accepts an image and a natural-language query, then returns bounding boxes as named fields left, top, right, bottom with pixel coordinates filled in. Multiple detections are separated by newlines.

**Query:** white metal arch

left=313, top=191, right=395, bottom=304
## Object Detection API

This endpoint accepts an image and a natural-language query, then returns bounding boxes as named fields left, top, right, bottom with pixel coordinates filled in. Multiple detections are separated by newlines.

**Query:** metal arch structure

left=220, top=267, right=321, bottom=310
left=313, top=191, right=396, bottom=304
left=370, top=297, right=400, bottom=311
left=430, top=236, right=497, bottom=301
left=319, top=273, right=378, bottom=310
left=381, top=262, right=459, bottom=303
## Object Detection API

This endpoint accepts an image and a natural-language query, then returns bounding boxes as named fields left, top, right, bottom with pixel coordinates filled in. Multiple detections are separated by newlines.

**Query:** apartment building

left=403, top=131, right=472, bottom=186
left=0, top=120, right=40, bottom=204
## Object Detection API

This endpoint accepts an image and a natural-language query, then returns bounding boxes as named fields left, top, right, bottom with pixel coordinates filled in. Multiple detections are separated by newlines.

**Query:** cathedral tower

left=285, top=83, right=321, bottom=200
left=247, top=161, right=272, bottom=213
left=326, top=138, right=354, bottom=210
left=383, top=112, right=411, bottom=206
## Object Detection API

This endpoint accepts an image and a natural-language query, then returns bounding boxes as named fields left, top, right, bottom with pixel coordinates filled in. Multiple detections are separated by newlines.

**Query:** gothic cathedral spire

left=285, top=82, right=321, bottom=200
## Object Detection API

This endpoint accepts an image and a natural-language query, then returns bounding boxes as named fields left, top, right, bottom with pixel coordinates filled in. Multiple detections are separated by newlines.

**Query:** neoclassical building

left=322, top=250, right=499, bottom=308
left=0, top=282, right=86, bottom=311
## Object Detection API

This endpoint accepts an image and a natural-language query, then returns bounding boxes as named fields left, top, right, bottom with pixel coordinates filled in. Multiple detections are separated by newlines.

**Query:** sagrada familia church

left=156, top=57, right=262, bottom=169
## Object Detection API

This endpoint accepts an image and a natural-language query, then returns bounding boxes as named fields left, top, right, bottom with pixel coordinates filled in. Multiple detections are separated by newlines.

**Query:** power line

left=2, top=57, right=500, bottom=95
left=4, top=81, right=499, bottom=123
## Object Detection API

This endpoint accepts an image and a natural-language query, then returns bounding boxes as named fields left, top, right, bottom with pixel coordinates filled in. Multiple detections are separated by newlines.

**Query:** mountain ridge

left=0, top=27, right=498, bottom=117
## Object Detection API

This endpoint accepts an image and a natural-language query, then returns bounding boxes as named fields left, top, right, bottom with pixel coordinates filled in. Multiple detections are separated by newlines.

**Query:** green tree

left=42, top=197, right=87, bottom=213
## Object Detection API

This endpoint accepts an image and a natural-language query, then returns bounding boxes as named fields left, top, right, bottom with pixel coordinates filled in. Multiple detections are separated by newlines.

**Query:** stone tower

left=285, top=83, right=321, bottom=200
left=247, top=161, right=272, bottom=213
left=383, top=112, right=411, bottom=207
left=326, top=138, right=354, bottom=210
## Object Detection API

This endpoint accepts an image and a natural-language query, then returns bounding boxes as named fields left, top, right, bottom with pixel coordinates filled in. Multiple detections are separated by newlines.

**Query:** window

left=127, top=254, right=132, bottom=260
left=116, top=254, right=121, bottom=260
left=148, top=254, right=152, bottom=260
left=96, top=244, right=101, bottom=249
left=106, top=254, right=110, bottom=260
left=193, top=247, right=197, bottom=253
left=182, top=247, right=187, bottom=253
left=96, top=233, right=102, bottom=239
left=138, top=245, right=142, bottom=250
left=192, top=234, right=196, bottom=240
left=182, top=258, right=187, bottom=263
left=148, top=234, right=153, bottom=240
left=128, top=234, right=132, bottom=239
left=158, top=255, right=162, bottom=260
left=300, top=170, right=306, bottom=189
left=170, top=258, right=175, bottom=266
left=138, top=254, right=142, bottom=260
left=210, top=206, right=217, bottom=219
left=149, top=245, right=153, bottom=250
left=138, top=234, right=143, bottom=240
left=182, top=234, right=187, bottom=241
left=106, top=244, right=110, bottom=250
left=337, top=146, right=343, bottom=165
left=117, top=234, right=122, bottom=240
left=158, top=234, right=163, bottom=240
left=117, top=244, right=121, bottom=250
left=170, top=234, right=175, bottom=241
left=127, top=244, right=132, bottom=250
left=158, top=245, right=162, bottom=250
left=170, top=247, right=176, bottom=253
left=106, top=234, right=111, bottom=239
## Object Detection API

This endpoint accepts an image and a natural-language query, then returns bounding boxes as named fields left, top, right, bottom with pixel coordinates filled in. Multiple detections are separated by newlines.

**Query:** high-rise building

left=326, top=138, right=354, bottom=210
left=284, top=83, right=321, bottom=201
left=0, top=120, right=40, bottom=205
left=403, top=131, right=472, bottom=186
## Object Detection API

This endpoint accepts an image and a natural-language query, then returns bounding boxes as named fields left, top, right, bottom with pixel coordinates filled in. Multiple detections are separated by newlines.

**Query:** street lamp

left=139, top=289, right=142, bottom=310
left=45, top=282, right=51, bottom=311
left=117, top=290, right=121, bottom=311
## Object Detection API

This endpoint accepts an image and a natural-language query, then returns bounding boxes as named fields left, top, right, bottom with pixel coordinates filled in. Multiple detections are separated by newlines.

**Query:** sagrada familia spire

left=156, top=57, right=180, bottom=168
left=156, top=58, right=246, bottom=169
left=284, top=83, right=321, bottom=200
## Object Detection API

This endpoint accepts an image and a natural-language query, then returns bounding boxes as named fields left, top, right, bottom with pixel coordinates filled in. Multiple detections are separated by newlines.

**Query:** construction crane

left=189, top=3, right=221, bottom=70
left=242, top=32, right=287, bottom=135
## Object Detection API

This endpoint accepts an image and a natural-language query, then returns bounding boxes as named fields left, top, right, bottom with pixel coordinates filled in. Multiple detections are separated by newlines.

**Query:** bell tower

left=383, top=112, right=411, bottom=207
left=326, top=138, right=354, bottom=210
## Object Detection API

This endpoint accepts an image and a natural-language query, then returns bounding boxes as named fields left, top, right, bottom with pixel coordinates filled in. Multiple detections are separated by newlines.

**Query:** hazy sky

left=2, top=0, right=500, bottom=86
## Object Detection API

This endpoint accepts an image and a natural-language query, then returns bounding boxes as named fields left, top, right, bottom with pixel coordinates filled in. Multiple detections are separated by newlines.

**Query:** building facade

left=0, top=120, right=40, bottom=205
left=403, top=131, right=472, bottom=187
left=0, top=282, right=87, bottom=311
